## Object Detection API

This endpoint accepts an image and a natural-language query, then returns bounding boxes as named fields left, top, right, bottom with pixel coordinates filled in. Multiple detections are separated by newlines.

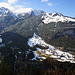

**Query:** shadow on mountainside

left=1, top=31, right=30, bottom=50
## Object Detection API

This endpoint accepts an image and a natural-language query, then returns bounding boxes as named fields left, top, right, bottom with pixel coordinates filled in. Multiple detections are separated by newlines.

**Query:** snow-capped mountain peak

left=32, top=9, right=44, bottom=15
left=16, top=9, right=44, bottom=17
left=0, top=7, right=9, bottom=12
left=42, top=12, right=75, bottom=24
left=0, top=7, right=11, bottom=15
left=52, top=12, right=57, bottom=16
left=51, top=12, right=63, bottom=17
left=0, top=7, right=17, bottom=18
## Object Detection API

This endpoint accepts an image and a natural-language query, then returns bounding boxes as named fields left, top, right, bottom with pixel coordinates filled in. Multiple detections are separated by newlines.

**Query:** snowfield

left=41, top=12, right=75, bottom=24
left=28, top=33, right=75, bottom=63
left=28, top=33, right=54, bottom=49
left=0, top=38, right=2, bottom=43
left=0, top=36, right=5, bottom=47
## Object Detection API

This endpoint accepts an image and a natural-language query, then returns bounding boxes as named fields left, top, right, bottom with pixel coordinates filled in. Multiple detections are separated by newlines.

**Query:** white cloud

left=13, top=4, right=33, bottom=14
left=47, top=3, right=53, bottom=6
left=0, top=2, right=14, bottom=10
left=0, top=1, right=32, bottom=14
left=14, top=5, right=25, bottom=8
left=14, top=7, right=32, bottom=14
left=8, top=0, right=18, bottom=4
left=41, top=0, right=48, bottom=2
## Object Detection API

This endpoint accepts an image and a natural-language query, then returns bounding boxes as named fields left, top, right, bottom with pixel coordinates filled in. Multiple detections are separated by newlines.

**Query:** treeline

left=16, top=58, right=75, bottom=75
left=50, top=35, right=75, bottom=51
left=0, top=44, right=75, bottom=75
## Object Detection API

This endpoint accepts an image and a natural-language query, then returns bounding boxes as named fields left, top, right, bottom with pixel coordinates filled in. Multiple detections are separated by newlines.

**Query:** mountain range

left=0, top=7, right=75, bottom=75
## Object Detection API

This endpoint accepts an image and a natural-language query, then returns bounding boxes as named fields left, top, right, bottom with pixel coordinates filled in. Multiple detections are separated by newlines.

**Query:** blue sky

left=0, top=0, right=75, bottom=17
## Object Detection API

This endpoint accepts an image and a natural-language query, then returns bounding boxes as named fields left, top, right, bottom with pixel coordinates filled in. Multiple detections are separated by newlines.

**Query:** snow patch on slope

left=0, top=35, right=2, bottom=43
left=28, top=32, right=54, bottom=49
left=41, top=12, right=75, bottom=24
left=28, top=33, right=75, bottom=63
left=0, top=36, right=5, bottom=47
left=0, top=38, right=2, bottom=43
left=32, top=51, right=46, bottom=61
